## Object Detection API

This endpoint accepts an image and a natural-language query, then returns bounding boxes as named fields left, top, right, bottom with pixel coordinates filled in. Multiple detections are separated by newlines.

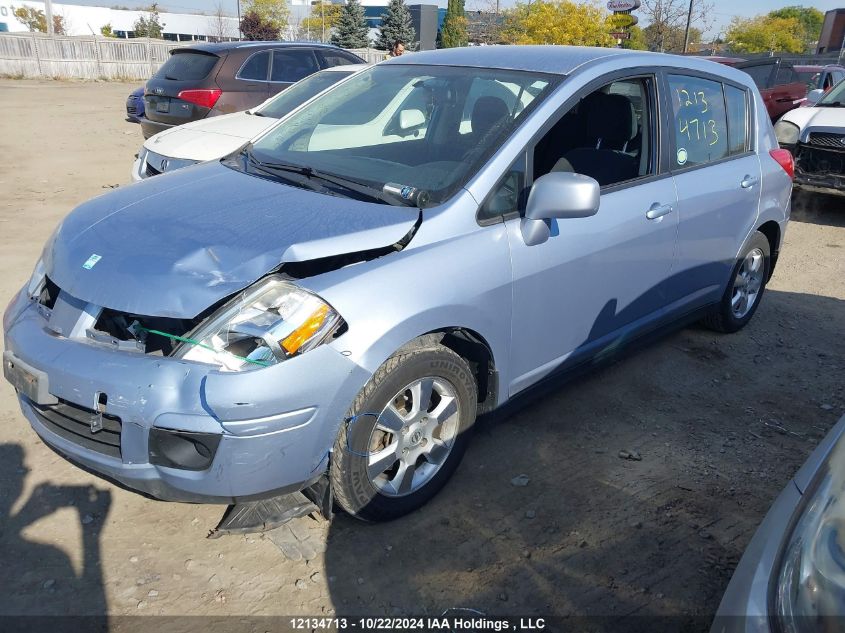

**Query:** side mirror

left=806, top=88, right=824, bottom=105
left=399, top=108, right=426, bottom=130
left=520, top=172, right=600, bottom=246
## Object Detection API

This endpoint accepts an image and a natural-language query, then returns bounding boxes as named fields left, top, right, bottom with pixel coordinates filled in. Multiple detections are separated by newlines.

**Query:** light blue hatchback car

left=4, top=46, right=793, bottom=523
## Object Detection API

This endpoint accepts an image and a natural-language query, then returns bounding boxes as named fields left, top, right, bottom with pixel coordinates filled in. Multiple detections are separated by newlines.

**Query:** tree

left=302, top=1, right=342, bottom=43
left=331, top=0, right=369, bottom=48
left=440, top=0, right=468, bottom=48
left=12, top=6, right=67, bottom=34
left=725, top=15, right=804, bottom=54
left=208, top=2, right=236, bottom=42
left=642, top=22, right=701, bottom=52
left=621, top=24, right=648, bottom=50
left=768, top=6, right=823, bottom=53
left=100, top=23, right=115, bottom=37
left=134, top=3, right=163, bottom=38
left=377, top=0, right=416, bottom=50
left=465, top=0, right=505, bottom=45
left=501, top=1, right=614, bottom=47
left=240, top=10, right=280, bottom=40
left=638, top=0, right=713, bottom=52
left=242, top=0, right=289, bottom=35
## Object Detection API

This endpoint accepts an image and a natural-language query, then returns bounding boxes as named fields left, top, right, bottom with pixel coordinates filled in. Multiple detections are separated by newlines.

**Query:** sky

left=46, top=0, right=845, bottom=37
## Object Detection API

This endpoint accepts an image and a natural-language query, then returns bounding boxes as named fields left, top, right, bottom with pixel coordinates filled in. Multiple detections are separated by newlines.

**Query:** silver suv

left=3, top=47, right=793, bottom=523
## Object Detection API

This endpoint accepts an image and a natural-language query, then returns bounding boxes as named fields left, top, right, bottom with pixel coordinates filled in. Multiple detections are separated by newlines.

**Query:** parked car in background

left=139, top=42, right=364, bottom=139
left=126, top=86, right=145, bottom=123
left=736, top=58, right=808, bottom=120
left=133, top=64, right=367, bottom=181
left=775, top=78, right=845, bottom=197
left=4, top=47, right=792, bottom=523
left=712, top=414, right=845, bottom=633
left=699, top=55, right=745, bottom=67
left=795, top=63, right=845, bottom=103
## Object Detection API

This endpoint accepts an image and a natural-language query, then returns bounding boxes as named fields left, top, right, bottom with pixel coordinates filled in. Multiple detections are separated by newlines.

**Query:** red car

left=794, top=64, right=845, bottom=105
left=735, top=58, right=808, bottom=121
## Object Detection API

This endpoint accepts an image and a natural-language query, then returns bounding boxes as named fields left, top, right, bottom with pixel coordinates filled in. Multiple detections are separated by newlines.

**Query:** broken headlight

left=775, top=439, right=845, bottom=632
left=173, top=276, right=343, bottom=372
left=775, top=120, right=800, bottom=147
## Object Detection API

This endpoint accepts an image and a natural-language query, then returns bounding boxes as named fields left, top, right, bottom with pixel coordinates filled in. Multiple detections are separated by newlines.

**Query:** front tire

left=331, top=339, right=477, bottom=522
left=702, top=231, right=770, bottom=333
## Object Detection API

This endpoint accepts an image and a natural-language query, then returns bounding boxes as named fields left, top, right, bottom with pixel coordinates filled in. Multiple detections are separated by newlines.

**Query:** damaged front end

left=793, top=131, right=845, bottom=196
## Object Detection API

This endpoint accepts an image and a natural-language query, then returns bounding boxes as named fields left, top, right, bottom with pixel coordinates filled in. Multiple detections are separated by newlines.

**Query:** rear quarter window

left=156, top=51, right=219, bottom=81
left=740, top=65, right=773, bottom=90
left=668, top=74, right=729, bottom=167
left=775, top=65, right=798, bottom=86
left=724, top=85, right=749, bottom=155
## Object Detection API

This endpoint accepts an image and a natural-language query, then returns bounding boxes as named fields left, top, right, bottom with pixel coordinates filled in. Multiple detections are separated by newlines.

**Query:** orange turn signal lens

left=281, top=304, right=330, bottom=355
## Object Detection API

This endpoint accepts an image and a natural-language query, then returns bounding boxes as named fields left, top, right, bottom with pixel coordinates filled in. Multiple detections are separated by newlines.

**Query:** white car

left=774, top=80, right=845, bottom=196
left=132, top=64, right=368, bottom=182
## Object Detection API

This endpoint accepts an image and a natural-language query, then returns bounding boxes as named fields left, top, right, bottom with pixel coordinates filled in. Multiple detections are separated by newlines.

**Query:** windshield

left=256, top=69, right=356, bottom=118
left=819, top=78, right=845, bottom=106
left=243, top=64, right=558, bottom=206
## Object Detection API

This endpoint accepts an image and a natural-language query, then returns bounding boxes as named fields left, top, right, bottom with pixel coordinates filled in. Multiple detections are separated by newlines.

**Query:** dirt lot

left=1, top=79, right=844, bottom=628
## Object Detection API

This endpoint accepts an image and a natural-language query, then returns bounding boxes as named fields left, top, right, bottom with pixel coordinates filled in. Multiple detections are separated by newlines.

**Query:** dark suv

left=140, top=42, right=364, bottom=139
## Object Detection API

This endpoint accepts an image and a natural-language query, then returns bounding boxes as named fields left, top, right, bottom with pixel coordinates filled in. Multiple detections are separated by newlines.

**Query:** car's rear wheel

left=331, top=339, right=477, bottom=522
left=703, top=231, right=770, bottom=333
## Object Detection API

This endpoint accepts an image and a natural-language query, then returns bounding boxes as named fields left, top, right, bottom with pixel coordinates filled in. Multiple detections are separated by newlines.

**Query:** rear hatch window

left=156, top=50, right=219, bottom=81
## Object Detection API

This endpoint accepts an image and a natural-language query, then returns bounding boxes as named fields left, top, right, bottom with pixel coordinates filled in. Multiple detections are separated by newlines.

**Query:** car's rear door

left=665, top=72, right=761, bottom=308
left=144, top=49, right=223, bottom=126
left=225, top=49, right=271, bottom=112
left=268, top=48, right=321, bottom=97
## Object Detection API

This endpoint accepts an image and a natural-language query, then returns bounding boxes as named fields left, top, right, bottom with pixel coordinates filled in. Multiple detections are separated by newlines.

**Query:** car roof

left=173, top=41, right=349, bottom=55
left=795, top=64, right=845, bottom=71
left=321, top=63, right=370, bottom=73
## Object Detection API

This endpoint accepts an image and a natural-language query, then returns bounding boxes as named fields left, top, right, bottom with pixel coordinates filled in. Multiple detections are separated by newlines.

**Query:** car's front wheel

left=331, top=338, right=477, bottom=522
left=703, top=231, right=771, bottom=333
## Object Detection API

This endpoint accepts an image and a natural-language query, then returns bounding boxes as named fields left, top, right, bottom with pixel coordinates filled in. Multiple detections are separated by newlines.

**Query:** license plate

left=155, top=100, right=170, bottom=113
left=3, top=352, right=57, bottom=405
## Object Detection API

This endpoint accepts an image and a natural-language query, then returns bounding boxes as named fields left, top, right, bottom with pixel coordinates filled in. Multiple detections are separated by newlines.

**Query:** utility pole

left=321, top=1, right=325, bottom=42
left=45, top=0, right=54, bottom=35
left=682, top=0, right=693, bottom=53
left=236, top=0, right=242, bottom=40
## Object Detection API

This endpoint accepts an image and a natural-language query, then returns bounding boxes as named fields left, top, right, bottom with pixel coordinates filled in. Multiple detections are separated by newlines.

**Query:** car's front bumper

left=792, top=142, right=845, bottom=197
left=3, top=292, right=369, bottom=503
left=711, top=414, right=845, bottom=632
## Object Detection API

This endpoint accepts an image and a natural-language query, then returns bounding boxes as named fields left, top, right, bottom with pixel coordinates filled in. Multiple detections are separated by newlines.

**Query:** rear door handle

left=646, top=203, right=673, bottom=220
left=741, top=175, right=759, bottom=188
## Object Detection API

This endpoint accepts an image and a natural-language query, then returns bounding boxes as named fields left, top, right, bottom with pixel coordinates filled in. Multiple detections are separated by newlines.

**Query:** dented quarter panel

left=48, top=161, right=419, bottom=318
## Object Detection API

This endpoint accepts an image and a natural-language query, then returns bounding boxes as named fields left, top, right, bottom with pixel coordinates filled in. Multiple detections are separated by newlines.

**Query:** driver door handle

left=741, top=175, right=759, bottom=188
left=646, top=203, right=673, bottom=220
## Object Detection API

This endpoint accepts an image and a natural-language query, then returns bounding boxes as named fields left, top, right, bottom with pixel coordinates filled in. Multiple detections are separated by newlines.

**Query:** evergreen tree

left=331, top=0, right=370, bottom=49
left=134, top=3, right=163, bottom=38
left=376, top=0, right=416, bottom=50
left=440, top=0, right=467, bottom=48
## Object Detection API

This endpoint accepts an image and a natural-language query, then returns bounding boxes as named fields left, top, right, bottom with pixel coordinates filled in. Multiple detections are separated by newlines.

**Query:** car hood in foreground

left=47, top=162, right=419, bottom=318
left=781, top=106, right=845, bottom=140
left=143, top=112, right=274, bottom=161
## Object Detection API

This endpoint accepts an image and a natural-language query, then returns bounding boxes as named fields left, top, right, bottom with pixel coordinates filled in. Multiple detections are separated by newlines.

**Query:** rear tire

left=331, top=339, right=477, bottom=522
left=702, top=231, right=770, bottom=333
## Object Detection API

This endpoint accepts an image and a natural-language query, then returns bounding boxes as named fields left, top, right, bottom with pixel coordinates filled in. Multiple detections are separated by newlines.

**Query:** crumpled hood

left=782, top=106, right=845, bottom=140
left=143, top=112, right=274, bottom=161
left=47, top=161, right=419, bottom=318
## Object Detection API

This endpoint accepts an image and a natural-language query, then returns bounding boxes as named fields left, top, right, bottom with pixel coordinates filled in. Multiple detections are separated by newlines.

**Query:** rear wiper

left=248, top=155, right=412, bottom=206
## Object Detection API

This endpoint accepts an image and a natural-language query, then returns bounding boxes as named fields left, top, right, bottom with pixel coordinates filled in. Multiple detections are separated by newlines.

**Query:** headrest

left=582, top=92, right=637, bottom=144
left=471, top=96, right=511, bottom=138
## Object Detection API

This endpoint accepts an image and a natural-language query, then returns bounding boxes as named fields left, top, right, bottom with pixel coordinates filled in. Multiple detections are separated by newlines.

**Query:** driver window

left=532, top=76, right=655, bottom=188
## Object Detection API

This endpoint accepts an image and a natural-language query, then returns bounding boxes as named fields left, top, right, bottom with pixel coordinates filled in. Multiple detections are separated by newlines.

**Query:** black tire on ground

left=702, top=231, right=771, bottom=334
left=330, top=339, right=477, bottom=522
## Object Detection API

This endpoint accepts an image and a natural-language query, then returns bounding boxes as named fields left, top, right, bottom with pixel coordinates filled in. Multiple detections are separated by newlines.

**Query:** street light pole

left=45, top=0, right=54, bottom=35
left=682, top=0, right=693, bottom=53
left=236, top=0, right=242, bottom=40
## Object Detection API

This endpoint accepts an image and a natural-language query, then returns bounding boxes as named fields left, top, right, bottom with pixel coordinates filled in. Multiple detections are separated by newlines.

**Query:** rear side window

left=775, top=64, right=798, bottom=86
left=239, top=51, right=270, bottom=81
left=271, top=50, right=319, bottom=83
left=668, top=74, right=728, bottom=167
left=724, top=85, right=749, bottom=155
left=740, top=65, right=773, bottom=89
left=156, top=51, right=218, bottom=81
left=317, top=50, right=362, bottom=67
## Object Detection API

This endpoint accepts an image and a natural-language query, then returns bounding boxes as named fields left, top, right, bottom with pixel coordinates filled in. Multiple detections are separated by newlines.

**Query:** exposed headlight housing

left=173, top=276, right=343, bottom=372
left=774, top=120, right=800, bottom=146
left=776, top=439, right=845, bottom=631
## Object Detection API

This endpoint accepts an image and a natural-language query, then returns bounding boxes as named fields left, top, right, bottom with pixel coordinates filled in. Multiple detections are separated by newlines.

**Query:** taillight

left=770, top=148, right=794, bottom=180
left=177, top=89, right=222, bottom=109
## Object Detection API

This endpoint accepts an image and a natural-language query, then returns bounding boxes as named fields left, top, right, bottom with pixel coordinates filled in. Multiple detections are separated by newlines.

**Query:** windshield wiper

left=821, top=101, right=844, bottom=107
left=247, top=153, right=414, bottom=207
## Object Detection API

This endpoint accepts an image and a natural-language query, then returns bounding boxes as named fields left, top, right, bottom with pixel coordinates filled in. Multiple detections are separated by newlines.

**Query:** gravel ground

left=0, top=80, right=843, bottom=628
